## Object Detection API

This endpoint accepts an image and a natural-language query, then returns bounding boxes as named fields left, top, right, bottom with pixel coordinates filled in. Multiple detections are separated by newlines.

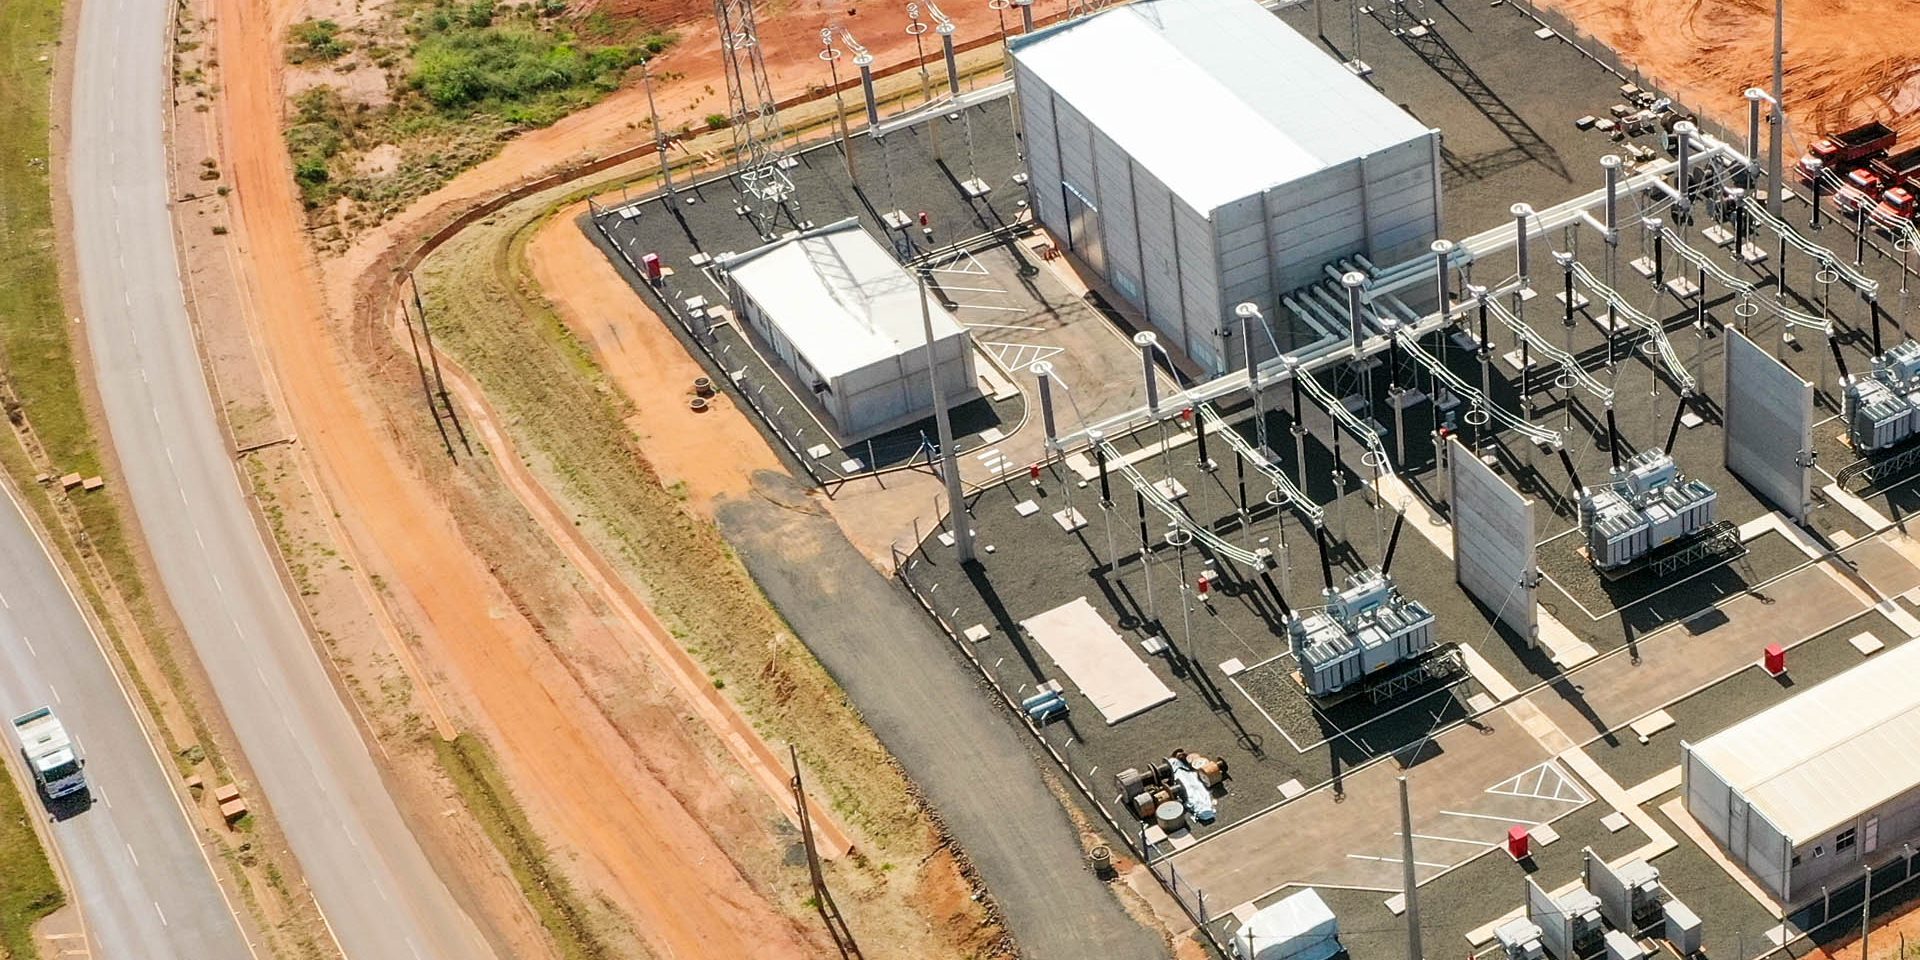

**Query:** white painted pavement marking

left=126, top=842, right=139, bottom=868
left=153, top=901, right=167, bottom=926
left=1346, top=853, right=1452, bottom=869
left=1439, top=809, right=1544, bottom=825
left=49, top=682, right=61, bottom=704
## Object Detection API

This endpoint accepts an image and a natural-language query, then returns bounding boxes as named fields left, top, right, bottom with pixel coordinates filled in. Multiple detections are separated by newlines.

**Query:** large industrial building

left=717, top=218, right=980, bottom=442
left=1682, top=640, right=1920, bottom=905
left=1008, top=0, right=1442, bottom=376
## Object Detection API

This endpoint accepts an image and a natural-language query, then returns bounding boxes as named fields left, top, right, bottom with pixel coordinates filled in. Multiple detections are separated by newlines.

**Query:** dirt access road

left=1538, top=0, right=1920, bottom=139
left=207, top=0, right=844, bottom=955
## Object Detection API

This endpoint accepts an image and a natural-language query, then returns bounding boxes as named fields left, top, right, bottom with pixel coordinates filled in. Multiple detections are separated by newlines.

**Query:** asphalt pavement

left=65, top=0, right=497, bottom=956
left=0, top=483, right=255, bottom=960
left=717, top=471, right=1171, bottom=960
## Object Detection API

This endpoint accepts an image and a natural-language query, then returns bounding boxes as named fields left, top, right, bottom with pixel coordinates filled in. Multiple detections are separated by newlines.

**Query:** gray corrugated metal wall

left=1013, top=58, right=1437, bottom=378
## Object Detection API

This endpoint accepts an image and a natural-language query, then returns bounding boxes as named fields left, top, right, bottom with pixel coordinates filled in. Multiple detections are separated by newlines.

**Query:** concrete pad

left=964, top=624, right=991, bottom=642
left=1277, top=778, right=1305, bottom=799
left=1625, top=767, right=1681, bottom=805
left=1601, top=811, right=1631, bottom=833
left=1053, top=508, right=1087, bottom=532
left=978, top=427, right=1006, bottom=443
left=1220, top=657, right=1246, bottom=676
left=1824, top=481, right=1893, bottom=529
left=1849, top=631, right=1886, bottom=655
left=1628, top=709, right=1675, bottom=743
left=1468, top=692, right=1497, bottom=714
left=839, top=459, right=864, bottom=473
left=1385, top=892, right=1406, bottom=916
left=1014, top=499, right=1040, bottom=517
left=1152, top=477, right=1189, bottom=501
left=1530, top=822, right=1560, bottom=847
left=807, top=443, right=832, bottom=459
left=1460, top=643, right=1521, bottom=701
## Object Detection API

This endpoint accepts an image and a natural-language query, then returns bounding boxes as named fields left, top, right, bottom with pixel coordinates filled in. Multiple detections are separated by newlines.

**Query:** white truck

left=12, top=706, right=87, bottom=800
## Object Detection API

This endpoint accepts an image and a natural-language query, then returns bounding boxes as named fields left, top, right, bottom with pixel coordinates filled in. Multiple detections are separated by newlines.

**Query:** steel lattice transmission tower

left=715, top=0, right=799, bottom=233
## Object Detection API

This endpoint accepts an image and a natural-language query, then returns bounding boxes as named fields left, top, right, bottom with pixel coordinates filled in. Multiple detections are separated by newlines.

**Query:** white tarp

left=1232, top=888, right=1340, bottom=960
left=1022, top=597, right=1175, bottom=725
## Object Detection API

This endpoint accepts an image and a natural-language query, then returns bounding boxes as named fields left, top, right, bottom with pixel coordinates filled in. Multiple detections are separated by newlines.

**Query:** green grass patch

left=286, top=1, right=672, bottom=222
left=431, top=734, right=609, bottom=960
left=0, top=771, right=63, bottom=959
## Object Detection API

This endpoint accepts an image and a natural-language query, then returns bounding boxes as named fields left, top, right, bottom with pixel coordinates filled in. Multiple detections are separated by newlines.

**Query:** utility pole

left=921, top=269, right=974, bottom=563
left=790, top=746, right=863, bottom=959
left=641, top=59, right=673, bottom=198
left=1768, top=0, right=1785, bottom=219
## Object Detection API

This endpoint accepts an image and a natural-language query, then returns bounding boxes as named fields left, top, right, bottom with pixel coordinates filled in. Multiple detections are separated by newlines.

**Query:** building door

left=1062, top=181, right=1106, bottom=277
left=1865, top=816, right=1880, bottom=854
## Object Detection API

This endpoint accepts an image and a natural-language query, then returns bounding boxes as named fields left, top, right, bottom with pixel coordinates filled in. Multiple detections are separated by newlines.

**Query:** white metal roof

left=1688, top=638, right=1920, bottom=845
left=1009, top=0, right=1432, bottom=213
left=717, top=218, right=967, bottom=380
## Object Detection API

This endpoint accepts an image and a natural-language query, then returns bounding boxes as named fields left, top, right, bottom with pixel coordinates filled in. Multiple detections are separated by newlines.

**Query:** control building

left=1683, top=638, right=1920, bottom=905
left=1008, top=0, right=1442, bottom=375
left=717, top=218, right=980, bottom=442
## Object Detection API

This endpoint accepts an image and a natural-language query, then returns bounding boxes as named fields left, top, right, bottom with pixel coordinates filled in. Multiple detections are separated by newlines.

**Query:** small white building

left=718, top=218, right=980, bottom=442
left=1683, top=638, right=1920, bottom=905
left=1009, top=0, right=1441, bottom=375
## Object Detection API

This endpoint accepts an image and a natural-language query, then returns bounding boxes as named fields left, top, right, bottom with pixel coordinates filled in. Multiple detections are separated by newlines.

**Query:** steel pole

left=1401, top=776, right=1424, bottom=960
left=1769, top=0, right=1786, bottom=219
left=921, top=269, right=974, bottom=562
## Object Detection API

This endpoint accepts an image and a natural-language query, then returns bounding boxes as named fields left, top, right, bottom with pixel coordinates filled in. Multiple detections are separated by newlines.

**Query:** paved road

left=718, top=472, right=1169, bottom=960
left=0, top=486, right=255, bottom=960
left=65, top=0, right=497, bottom=957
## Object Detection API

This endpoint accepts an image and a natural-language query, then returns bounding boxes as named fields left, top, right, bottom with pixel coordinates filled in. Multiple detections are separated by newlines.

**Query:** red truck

left=1868, top=146, right=1920, bottom=226
left=1798, top=120, right=1897, bottom=184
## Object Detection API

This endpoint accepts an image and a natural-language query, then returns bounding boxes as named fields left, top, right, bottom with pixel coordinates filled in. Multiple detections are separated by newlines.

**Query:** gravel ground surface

left=718, top=470, right=1169, bottom=960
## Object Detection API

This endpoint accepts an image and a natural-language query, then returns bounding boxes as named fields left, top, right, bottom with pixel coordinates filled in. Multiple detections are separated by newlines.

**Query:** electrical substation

left=582, top=0, right=1920, bottom=956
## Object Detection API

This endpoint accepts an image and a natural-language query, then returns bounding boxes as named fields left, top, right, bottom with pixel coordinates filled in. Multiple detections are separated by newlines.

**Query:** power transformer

left=1843, top=339, right=1920, bottom=453
left=1288, top=569, right=1436, bottom=698
left=1495, top=917, right=1546, bottom=960
left=1577, top=450, right=1717, bottom=571
left=1616, top=860, right=1663, bottom=931
left=1560, top=889, right=1606, bottom=959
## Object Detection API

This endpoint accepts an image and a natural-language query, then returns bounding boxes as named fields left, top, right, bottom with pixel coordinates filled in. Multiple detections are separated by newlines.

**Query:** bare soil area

left=1540, top=0, right=1920, bottom=140
left=526, top=201, right=782, bottom=514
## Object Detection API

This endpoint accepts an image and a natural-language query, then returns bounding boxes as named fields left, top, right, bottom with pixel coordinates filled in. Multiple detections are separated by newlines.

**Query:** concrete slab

left=1848, top=631, right=1885, bottom=655
left=1628, top=710, right=1674, bottom=743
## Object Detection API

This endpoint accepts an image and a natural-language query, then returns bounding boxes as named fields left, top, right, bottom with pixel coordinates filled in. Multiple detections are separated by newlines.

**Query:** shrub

left=287, top=19, right=351, bottom=63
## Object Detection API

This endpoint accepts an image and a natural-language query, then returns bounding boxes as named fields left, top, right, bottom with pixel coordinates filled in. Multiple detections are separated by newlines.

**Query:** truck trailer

left=12, top=706, right=87, bottom=800
left=1798, top=121, right=1897, bottom=184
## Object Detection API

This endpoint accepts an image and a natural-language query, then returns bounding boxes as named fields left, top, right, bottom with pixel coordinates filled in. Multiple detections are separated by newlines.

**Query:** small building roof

left=1008, top=0, right=1432, bottom=213
left=717, top=219, right=966, bottom=381
left=1688, top=638, right=1920, bottom=845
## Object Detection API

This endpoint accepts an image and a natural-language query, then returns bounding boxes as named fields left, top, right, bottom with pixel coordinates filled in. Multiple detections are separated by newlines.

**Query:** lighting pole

left=1769, top=0, right=1786, bottom=219
left=920, top=268, right=974, bottom=562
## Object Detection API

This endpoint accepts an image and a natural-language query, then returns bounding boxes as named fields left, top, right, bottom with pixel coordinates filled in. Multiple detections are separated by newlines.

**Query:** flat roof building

left=1683, top=639, right=1920, bottom=904
left=1009, top=0, right=1441, bottom=375
left=717, top=218, right=979, bottom=442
